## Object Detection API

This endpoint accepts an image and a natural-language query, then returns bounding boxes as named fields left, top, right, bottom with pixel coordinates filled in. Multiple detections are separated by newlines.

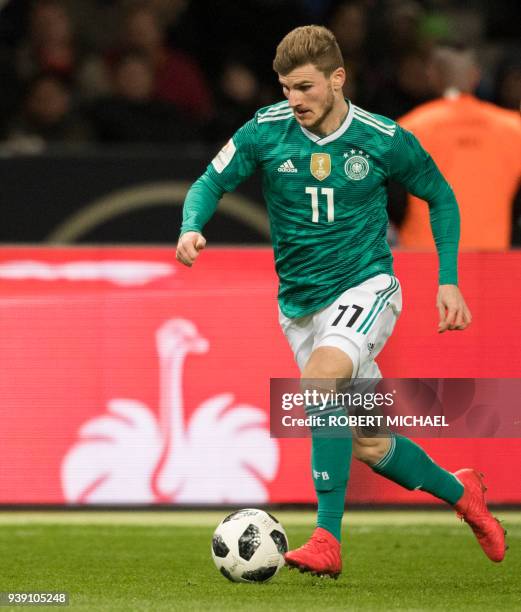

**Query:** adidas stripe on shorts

left=278, top=274, right=402, bottom=379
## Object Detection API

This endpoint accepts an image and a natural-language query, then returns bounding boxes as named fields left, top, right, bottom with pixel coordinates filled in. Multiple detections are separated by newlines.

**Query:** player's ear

left=330, top=67, right=346, bottom=92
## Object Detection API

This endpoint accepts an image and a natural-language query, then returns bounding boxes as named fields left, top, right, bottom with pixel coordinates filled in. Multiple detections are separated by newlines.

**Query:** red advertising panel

left=0, top=247, right=520, bottom=505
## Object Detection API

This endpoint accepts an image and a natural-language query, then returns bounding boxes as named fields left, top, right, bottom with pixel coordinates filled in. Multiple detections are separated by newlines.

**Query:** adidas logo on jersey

left=278, top=159, right=298, bottom=173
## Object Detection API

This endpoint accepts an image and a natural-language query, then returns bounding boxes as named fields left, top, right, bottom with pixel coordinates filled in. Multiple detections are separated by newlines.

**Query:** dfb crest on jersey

left=345, top=154, right=370, bottom=181
left=310, top=153, right=331, bottom=181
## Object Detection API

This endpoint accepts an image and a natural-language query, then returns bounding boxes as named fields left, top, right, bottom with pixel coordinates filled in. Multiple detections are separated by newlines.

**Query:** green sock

left=372, top=434, right=464, bottom=505
left=310, top=407, right=352, bottom=541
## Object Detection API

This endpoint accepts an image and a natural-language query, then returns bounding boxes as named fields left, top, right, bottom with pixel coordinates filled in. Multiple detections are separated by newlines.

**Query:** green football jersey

left=181, top=100, right=459, bottom=318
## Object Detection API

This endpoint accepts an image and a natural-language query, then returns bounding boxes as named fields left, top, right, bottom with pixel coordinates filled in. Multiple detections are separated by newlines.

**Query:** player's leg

left=350, top=288, right=464, bottom=503
left=353, top=435, right=463, bottom=504
left=282, top=274, right=505, bottom=564
left=350, top=294, right=506, bottom=562
left=353, top=433, right=506, bottom=562
left=282, top=276, right=398, bottom=576
left=279, top=307, right=353, bottom=545
left=284, top=345, right=352, bottom=578
left=279, top=304, right=355, bottom=577
left=302, top=346, right=353, bottom=543
left=278, top=306, right=314, bottom=373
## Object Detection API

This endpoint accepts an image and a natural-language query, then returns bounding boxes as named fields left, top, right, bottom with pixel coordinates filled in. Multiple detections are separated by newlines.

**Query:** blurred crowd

left=0, top=0, right=519, bottom=149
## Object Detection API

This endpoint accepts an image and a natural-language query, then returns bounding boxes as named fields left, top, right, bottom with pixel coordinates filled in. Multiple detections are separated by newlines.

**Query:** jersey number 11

left=305, top=187, right=334, bottom=223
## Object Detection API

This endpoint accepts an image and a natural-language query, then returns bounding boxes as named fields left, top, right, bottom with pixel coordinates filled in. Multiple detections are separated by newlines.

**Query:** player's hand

left=436, top=284, right=472, bottom=333
left=176, top=231, right=206, bottom=267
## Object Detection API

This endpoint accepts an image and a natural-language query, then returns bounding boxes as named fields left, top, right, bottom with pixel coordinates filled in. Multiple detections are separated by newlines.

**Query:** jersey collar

left=299, top=100, right=354, bottom=146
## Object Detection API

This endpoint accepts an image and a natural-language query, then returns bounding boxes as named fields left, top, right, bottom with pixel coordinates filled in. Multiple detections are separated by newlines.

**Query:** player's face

left=278, top=63, right=344, bottom=133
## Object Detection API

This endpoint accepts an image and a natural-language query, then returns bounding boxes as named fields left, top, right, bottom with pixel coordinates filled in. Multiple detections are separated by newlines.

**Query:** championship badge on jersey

left=310, top=153, right=331, bottom=181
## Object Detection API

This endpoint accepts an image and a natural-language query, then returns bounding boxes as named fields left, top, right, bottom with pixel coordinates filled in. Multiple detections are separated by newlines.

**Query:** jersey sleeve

left=389, top=125, right=460, bottom=285
left=180, top=118, right=259, bottom=235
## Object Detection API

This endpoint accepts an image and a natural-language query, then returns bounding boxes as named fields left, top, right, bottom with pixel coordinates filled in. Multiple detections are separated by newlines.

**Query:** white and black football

left=211, top=508, right=288, bottom=583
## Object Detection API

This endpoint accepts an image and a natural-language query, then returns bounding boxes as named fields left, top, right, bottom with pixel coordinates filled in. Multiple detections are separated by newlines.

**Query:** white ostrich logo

left=61, top=319, right=279, bottom=503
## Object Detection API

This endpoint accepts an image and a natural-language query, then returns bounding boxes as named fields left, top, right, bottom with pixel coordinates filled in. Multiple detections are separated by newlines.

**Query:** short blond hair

left=273, top=25, right=344, bottom=76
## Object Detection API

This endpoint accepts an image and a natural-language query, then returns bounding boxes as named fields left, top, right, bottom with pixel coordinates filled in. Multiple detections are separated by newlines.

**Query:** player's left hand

left=437, top=284, right=472, bottom=333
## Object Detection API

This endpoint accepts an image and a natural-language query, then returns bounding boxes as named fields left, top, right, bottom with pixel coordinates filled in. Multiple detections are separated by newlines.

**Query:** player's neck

left=312, top=98, right=349, bottom=138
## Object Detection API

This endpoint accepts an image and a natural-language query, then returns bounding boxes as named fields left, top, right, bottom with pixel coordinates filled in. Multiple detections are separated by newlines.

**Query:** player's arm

left=177, top=119, right=259, bottom=267
left=389, top=125, right=472, bottom=333
left=176, top=175, right=221, bottom=266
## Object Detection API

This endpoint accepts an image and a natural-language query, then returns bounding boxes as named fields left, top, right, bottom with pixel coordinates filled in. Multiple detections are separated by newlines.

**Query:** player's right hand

left=176, top=231, right=206, bottom=267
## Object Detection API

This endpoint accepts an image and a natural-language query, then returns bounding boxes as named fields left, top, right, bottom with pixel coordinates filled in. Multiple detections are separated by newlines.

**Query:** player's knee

left=302, top=346, right=354, bottom=381
left=353, top=437, right=390, bottom=465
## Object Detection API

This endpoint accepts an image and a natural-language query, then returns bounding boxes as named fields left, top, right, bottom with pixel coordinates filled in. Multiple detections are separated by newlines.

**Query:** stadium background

left=0, top=0, right=520, bottom=507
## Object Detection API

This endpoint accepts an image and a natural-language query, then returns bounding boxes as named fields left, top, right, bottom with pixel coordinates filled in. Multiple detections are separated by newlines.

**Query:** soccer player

left=176, top=26, right=506, bottom=578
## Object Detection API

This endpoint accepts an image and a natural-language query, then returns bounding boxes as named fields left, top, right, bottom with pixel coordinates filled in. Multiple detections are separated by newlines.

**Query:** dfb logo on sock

left=313, top=470, right=330, bottom=480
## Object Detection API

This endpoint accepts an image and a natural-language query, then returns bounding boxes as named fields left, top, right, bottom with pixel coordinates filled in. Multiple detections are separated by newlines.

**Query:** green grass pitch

left=0, top=510, right=519, bottom=611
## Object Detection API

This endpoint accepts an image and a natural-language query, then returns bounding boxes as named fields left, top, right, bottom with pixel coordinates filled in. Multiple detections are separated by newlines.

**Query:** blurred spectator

left=16, top=0, right=78, bottom=81
left=385, top=0, right=424, bottom=55
left=176, top=0, right=309, bottom=94
left=368, top=0, right=426, bottom=62
left=5, top=72, right=90, bottom=148
left=149, top=0, right=190, bottom=35
left=86, top=51, right=194, bottom=144
left=1, top=0, right=519, bottom=148
left=0, top=46, right=20, bottom=138
left=111, top=3, right=213, bottom=122
left=328, top=0, right=370, bottom=103
left=206, top=57, right=262, bottom=142
left=369, top=49, right=437, bottom=118
left=396, top=47, right=521, bottom=250
left=361, top=0, right=442, bottom=117
left=493, top=52, right=521, bottom=111
left=65, top=0, right=125, bottom=54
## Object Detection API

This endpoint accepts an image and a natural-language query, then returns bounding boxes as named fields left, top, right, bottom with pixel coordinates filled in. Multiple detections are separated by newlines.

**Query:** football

left=211, top=508, right=289, bottom=583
